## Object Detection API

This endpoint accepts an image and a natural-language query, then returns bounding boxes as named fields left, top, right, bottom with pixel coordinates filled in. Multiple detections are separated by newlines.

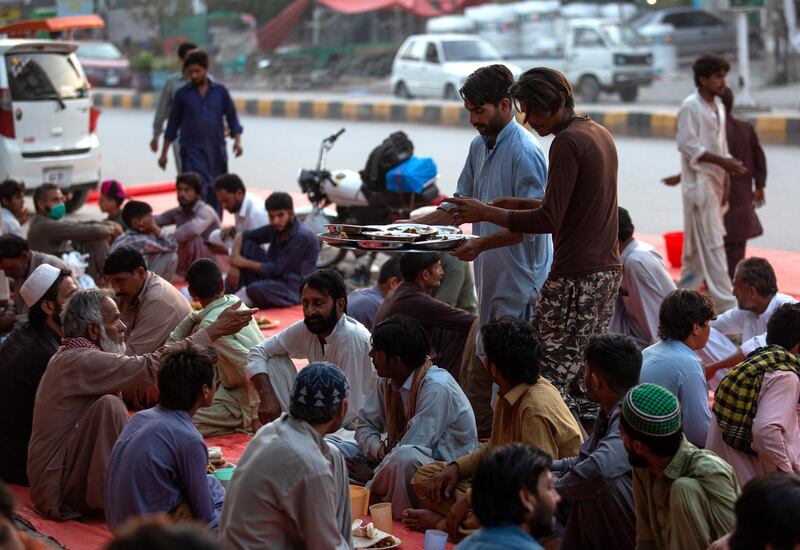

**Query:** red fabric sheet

left=10, top=433, right=446, bottom=549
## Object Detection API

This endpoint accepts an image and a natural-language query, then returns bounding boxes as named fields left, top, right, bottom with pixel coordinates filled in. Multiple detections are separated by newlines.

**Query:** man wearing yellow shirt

left=403, top=317, right=582, bottom=538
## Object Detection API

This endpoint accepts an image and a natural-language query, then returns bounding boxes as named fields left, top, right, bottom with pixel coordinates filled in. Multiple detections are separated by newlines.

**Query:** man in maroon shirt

left=720, top=87, right=767, bottom=280
left=445, top=68, right=621, bottom=425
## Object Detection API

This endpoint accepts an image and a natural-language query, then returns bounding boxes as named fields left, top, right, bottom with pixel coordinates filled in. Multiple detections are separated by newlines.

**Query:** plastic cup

left=369, top=502, right=393, bottom=535
left=424, top=529, right=448, bottom=550
left=349, top=485, right=370, bottom=516
left=212, top=467, right=235, bottom=481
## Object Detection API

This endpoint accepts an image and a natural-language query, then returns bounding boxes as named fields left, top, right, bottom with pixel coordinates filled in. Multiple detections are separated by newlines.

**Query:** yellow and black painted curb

left=93, top=91, right=799, bottom=145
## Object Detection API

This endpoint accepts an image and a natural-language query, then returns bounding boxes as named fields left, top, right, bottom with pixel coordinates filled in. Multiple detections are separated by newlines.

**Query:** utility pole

left=735, top=11, right=756, bottom=105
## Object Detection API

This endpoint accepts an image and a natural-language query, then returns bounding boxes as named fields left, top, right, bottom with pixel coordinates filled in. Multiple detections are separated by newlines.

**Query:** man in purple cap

left=98, top=180, right=128, bottom=230
left=0, top=264, right=77, bottom=485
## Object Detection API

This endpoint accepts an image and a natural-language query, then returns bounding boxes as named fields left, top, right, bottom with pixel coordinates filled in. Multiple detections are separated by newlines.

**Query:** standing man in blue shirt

left=159, top=50, right=243, bottom=217
left=412, top=65, right=553, bottom=435
left=640, top=289, right=715, bottom=447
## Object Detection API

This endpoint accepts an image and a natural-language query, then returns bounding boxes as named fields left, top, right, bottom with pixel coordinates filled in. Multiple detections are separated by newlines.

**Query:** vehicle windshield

left=601, top=24, right=649, bottom=46
left=441, top=40, right=502, bottom=61
left=5, top=52, right=88, bottom=101
left=76, top=42, right=123, bottom=60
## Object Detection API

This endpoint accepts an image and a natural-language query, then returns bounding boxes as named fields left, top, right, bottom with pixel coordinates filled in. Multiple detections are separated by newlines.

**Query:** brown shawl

left=384, top=358, right=433, bottom=448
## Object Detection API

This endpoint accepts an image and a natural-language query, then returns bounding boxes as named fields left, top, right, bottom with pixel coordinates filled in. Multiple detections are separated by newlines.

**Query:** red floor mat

left=10, top=433, right=447, bottom=549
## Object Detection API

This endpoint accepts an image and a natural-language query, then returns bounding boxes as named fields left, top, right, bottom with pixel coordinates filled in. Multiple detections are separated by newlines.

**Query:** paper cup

left=369, top=502, right=393, bottom=534
left=424, top=529, right=448, bottom=550
left=349, top=485, right=370, bottom=516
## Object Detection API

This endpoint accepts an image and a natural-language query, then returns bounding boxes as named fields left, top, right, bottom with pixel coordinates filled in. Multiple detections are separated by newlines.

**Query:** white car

left=0, top=39, right=100, bottom=211
left=391, top=34, right=521, bottom=100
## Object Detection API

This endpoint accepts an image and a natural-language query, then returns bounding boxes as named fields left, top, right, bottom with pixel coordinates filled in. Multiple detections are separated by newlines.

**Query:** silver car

left=630, top=8, right=759, bottom=60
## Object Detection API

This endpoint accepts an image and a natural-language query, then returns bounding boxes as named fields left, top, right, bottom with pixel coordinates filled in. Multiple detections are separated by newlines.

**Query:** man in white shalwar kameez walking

left=674, top=54, right=745, bottom=314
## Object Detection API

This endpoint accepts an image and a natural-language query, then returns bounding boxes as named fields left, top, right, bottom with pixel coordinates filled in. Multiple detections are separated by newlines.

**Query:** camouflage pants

left=533, top=269, right=622, bottom=424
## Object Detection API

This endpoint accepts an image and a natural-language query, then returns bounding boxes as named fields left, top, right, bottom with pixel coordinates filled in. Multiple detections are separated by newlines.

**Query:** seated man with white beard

left=26, top=288, right=256, bottom=520
left=246, top=269, right=376, bottom=429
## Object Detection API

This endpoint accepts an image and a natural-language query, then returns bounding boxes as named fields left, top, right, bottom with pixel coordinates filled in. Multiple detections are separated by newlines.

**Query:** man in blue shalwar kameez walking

left=159, top=50, right=243, bottom=218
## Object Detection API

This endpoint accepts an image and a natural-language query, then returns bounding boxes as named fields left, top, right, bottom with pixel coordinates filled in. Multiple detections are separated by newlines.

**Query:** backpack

left=360, top=131, right=414, bottom=191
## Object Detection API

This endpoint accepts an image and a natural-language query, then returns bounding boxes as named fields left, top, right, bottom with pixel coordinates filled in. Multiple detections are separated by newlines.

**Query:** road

left=96, top=109, right=798, bottom=251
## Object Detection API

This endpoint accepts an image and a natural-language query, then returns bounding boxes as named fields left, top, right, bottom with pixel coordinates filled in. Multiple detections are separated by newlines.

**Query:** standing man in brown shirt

left=446, top=68, right=621, bottom=425
left=720, top=87, right=767, bottom=280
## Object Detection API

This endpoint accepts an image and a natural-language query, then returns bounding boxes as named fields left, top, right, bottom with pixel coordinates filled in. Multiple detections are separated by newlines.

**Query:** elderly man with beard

left=227, top=192, right=319, bottom=309
left=26, top=288, right=255, bottom=520
left=155, top=173, right=221, bottom=277
left=456, top=444, right=560, bottom=549
left=246, top=269, right=376, bottom=429
left=0, top=265, right=77, bottom=485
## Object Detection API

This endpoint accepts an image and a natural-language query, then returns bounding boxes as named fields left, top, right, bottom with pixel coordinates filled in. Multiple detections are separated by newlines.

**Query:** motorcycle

left=296, top=128, right=443, bottom=268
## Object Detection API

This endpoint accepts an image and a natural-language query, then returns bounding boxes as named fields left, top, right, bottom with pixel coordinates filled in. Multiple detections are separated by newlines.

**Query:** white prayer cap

left=20, top=264, right=62, bottom=307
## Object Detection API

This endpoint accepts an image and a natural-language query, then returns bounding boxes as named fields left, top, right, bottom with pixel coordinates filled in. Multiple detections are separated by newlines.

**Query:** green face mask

left=47, top=203, right=66, bottom=220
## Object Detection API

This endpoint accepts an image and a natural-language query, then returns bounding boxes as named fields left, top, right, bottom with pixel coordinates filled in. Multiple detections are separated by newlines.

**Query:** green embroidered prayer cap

left=622, top=383, right=682, bottom=436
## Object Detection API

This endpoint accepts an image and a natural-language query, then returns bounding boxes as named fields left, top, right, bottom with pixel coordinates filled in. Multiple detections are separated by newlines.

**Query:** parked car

left=510, top=19, right=654, bottom=103
left=391, top=34, right=522, bottom=100
left=75, top=40, right=132, bottom=88
left=0, top=39, right=101, bottom=211
left=629, top=8, right=762, bottom=59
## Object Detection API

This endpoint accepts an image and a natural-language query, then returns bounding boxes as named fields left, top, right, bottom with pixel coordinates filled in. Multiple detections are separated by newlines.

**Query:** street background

left=96, top=109, right=799, bottom=251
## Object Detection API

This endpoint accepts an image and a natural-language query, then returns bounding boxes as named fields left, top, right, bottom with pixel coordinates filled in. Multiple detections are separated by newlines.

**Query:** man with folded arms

left=220, top=362, right=353, bottom=549
left=406, top=318, right=582, bottom=537
left=27, top=288, right=254, bottom=519
left=330, top=316, right=477, bottom=518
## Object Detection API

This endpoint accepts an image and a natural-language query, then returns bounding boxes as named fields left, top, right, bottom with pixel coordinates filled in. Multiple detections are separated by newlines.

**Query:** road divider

left=92, top=91, right=800, bottom=146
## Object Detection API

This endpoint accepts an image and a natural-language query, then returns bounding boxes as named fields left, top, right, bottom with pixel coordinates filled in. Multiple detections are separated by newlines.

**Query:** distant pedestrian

left=159, top=50, right=243, bottom=217
left=150, top=42, right=197, bottom=172
left=674, top=55, right=744, bottom=313
left=720, top=86, right=767, bottom=280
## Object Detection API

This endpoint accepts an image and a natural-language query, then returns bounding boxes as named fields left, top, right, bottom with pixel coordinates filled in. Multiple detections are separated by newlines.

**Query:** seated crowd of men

left=0, top=170, right=798, bottom=550
left=1, top=64, right=799, bottom=549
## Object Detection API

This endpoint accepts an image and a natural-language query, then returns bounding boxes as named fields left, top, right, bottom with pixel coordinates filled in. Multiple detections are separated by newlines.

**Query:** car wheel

left=443, top=84, right=458, bottom=101
left=394, top=81, right=412, bottom=99
left=65, top=188, right=90, bottom=213
left=577, top=75, right=601, bottom=104
left=619, top=86, right=638, bottom=103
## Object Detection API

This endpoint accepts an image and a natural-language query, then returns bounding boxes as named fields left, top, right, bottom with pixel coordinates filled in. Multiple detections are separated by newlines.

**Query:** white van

left=0, top=40, right=100, bottom=211
left=391, top=34, right=521, bottom=100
